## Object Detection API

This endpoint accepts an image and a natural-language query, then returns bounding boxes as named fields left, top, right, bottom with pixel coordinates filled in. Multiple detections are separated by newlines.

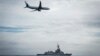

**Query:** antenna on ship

left=57, top=44, right=60, bottom=49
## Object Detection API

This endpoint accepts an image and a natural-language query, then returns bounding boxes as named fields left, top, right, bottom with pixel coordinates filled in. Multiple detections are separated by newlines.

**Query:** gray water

left=0, top=55, right=36, bottom=56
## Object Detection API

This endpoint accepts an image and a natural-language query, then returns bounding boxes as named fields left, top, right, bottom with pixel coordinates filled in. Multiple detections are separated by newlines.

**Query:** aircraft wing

left=41, top=7, right=50, bottom=10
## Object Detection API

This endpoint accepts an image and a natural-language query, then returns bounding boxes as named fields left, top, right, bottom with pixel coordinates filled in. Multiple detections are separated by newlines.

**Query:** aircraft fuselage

left=25, top=1, right=50, bottom=11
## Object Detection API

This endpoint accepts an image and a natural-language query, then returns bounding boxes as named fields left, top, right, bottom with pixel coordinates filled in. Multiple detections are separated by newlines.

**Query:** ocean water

left=0, top=55, right=36, bottom=56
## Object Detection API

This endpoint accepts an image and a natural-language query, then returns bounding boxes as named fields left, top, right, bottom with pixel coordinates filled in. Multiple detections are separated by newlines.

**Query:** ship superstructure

left=37, top=44, right=72, bottom=56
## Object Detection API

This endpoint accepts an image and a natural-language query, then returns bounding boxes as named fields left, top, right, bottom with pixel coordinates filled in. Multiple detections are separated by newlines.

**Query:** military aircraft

left=24, top=1, right=50, bottom=11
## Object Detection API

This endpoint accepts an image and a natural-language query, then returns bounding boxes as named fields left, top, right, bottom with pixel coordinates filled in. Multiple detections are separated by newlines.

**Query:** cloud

left=93, top=32, right=100, bottom=37
left=0, top=26, right=29, bottom=32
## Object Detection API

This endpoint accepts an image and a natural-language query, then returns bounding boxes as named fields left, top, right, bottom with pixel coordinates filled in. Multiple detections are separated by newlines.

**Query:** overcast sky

left=0, top=0, right=100, bottom=56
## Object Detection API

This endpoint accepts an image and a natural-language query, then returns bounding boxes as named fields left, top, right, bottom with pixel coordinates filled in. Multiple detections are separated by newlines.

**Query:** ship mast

left=57, top=44, right=60, bottom=50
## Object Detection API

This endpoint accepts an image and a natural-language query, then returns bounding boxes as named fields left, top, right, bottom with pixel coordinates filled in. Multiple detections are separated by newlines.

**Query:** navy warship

left=37, top=44, right=72, bottom=56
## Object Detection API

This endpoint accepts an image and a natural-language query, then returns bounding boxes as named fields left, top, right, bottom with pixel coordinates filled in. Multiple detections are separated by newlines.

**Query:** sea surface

left=0, top=55, right=36, bottom=56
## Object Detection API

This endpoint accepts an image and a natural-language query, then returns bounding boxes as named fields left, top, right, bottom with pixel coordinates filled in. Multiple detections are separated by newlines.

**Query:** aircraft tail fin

left=39, top=1, right=42, bottom=8
left=24, top=1, right=29, bottom=8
